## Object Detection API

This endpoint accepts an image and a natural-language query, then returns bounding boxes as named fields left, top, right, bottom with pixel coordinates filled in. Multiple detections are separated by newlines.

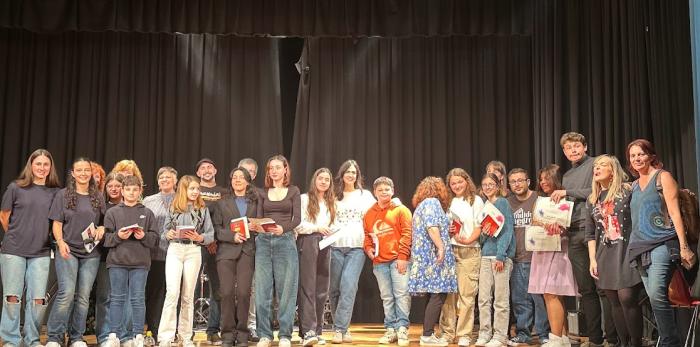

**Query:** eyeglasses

left=508, top=179, right=529, bottom=185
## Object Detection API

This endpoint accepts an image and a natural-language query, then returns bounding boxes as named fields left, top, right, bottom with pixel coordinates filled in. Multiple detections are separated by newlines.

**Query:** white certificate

left=532, top=197, right=574, bottom=227
left=524, top=225, right=561, bottom=252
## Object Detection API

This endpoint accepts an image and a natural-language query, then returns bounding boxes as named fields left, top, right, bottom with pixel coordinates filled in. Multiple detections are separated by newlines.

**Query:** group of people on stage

left=0, top=131, right=694, bottom=347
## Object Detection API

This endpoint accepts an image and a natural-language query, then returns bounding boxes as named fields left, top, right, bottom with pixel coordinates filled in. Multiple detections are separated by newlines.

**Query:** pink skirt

left=528, top=237, right=578, bottom=296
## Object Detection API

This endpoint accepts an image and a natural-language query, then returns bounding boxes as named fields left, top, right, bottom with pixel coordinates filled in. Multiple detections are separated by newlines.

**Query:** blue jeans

left=47, top=254, right=100, bottom=343
left=96, top=261, right=132, bottom=343
left=640, top=245, right=681, bottom=347
left=109, top=267, right=148, bottom=338
left=0, top=254, right=50, bottom=347
left=510, top=262, right=549, bottom=342
left=373, top=260, right=411, bottom=329
left=329, top=248, right=366, bottom=333
left=255, top=233, right=299, bottom=340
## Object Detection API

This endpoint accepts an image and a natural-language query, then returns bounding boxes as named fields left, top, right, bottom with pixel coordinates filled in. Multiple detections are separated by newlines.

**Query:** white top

left=295, top=193, right=334, bottom=235
left=332, top=189, right=376, bottom=248
left=450, top=195, right=484, bottom=247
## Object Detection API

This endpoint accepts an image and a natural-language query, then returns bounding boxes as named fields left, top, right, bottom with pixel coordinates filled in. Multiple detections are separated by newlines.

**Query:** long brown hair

left=65, top=158, right=103, bottom=211
left=335, top=159, right=365, bottom=201
left=625, top=138, right=663, bottom=177
left=536, top=164, right=563, bottom=196
left=264, top=155, right=291, bottom=188
left=15, top=149, right=60, bottom=188
left=306, top=168, right=337, bottom=225
left=171, top=175, right=206, bottom=213
left=445, top=168, right=477, bottom=205
left=412, top=176, right=450, bottom=212
left=479, top=173, right=506, bottom=199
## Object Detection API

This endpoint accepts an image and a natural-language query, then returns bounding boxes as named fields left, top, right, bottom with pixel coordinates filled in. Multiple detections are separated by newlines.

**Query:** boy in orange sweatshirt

left=363, top=177, right=413, bottom=346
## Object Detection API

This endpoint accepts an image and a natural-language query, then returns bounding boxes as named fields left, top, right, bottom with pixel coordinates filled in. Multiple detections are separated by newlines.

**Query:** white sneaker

left=70, top=341, right=88, bottom=347
left=560, top=335, right=571, bottom=347
left=45, top=343, right=61, bottom=347
left=331, top=332, right=343, bottom=344
left=342, top=331, right=353, bottom=343
left=133, top=335, right=144, bottom=347
left=121, top=339, right=134, bottom=347
left=379, top=328, right=398, bottom=344
left=397, top=327, right=409, bottom=347
left=279, top=338, right=292, bottom=347
left=419, top=334, right=448, bottom=346
left=157, top=340, right=171, bottom=347
left=256, top=338, right=271, bottom=347
left=104, top=334, right=120, bottom=347
left=317, top=337, right=327, bottom=345
left=541, top=334, right=562, bottom=347
left=180, top=340, right=195, bottom=347
left=474, top=338, right=490, bottom=347
left=458, top=336, right=472, bottom=347
left=485, top=339, right=505, bottom=347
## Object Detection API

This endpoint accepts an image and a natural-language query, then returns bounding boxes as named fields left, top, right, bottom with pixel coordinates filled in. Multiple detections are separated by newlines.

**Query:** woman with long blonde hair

left=585, top=155, right=642, bottom=347
left=158, top=175, right=215, bottom=347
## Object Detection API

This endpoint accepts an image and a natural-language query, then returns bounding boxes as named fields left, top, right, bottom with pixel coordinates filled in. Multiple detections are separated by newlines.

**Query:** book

left=229, top=217, right=250, bottom=239
left=478, top=202, right=505, bottom=237
left=176, top=225, right=196, bottom=239
left=449, top=211, right=463, bottom=237
left=250, top=218, right=277, bottom=232
left=119, top=223, right=143, bottom=240
left=81, top=222, right=99, bottom=253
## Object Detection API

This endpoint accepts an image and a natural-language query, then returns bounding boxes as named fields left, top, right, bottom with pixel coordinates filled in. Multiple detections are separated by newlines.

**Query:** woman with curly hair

left=46, top=158, right=106, bottom=347
left=409, top=177, right=457, bottom=346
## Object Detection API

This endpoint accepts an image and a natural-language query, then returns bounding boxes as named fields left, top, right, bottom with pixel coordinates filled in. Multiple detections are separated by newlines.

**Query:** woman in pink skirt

left=528, top=164, right=578, bottom=347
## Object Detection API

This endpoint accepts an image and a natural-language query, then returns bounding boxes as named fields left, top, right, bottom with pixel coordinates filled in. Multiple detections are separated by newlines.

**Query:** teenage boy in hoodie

left=103, top=175, right=160, bottom=347
left=363, top=177, right=413, bottom=347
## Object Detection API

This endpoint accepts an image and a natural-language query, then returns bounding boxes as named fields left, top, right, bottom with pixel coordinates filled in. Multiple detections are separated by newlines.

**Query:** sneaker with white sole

left=256, top=337, right=271, bottom=347
left=485, top=339, right=505, bottom=347
left=458, top=336, right=472, bottom=347
left=474, top=337, right=491, bottom=347
left=420, top=334, right=448, bottom=346
left=121, top=339, right=134, bottom=347
left=507, top=336, right=531, bottom=346
left=317, top=337, right=326, bottom=345
left=302, top=331, right=319, bottom=347
left=279, top=338, right=292, bottom=347
left=133, top=334, right=144, bottom=347
left=157, top=340, right=171, bottom=347
left=45, top=342, right=61, bottom=347
left=342, top=332, right=353, bottom=343
left=180, top=340, right=195, bottom=347
left=379, top=328, right=398, bottom=344
left=397, top=327, right=409, bottom=347
left=70, top=341, right=88, bottom=347
left=331, top=332, right=343, bottom=344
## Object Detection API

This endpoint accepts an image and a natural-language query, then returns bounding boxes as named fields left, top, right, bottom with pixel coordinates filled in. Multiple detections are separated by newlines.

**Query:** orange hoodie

left=363, top=201, right=412, bottom=264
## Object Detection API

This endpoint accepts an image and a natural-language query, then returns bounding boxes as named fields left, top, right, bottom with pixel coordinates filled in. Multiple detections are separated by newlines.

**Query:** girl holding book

left=474, top=173, right=514, bottom=347
left=528, top=164, right=577, bottom=347
left=294, top=168, right=337, bottom=346
left=210, top=167, right=261, bottom=347
left=254, top=155, right=301, bottom=347
left=46, top=158, right=106, bottom=347
left=438, top=168, right=484, bottom=347
left=103, top=175, right=159, bottom=347
left=0, top=149, right=60, bottom=347
left=158, top=175, right=215, bottom=347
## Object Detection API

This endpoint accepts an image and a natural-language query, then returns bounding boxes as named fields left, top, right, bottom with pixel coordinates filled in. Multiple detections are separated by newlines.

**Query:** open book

left=81, top=222, right=99, bottom=253
left=230, top=217, right=250, bottom=239
left=250, top=218, right=277, bottom=232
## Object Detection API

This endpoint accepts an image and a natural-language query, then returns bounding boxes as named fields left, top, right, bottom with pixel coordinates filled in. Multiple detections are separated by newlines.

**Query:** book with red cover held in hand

left=449, top=211, right=463, bottom=237
left=250, top=218, right=277, bottom=232
left=478, top=202, right=505, bottom=237
left=230, top=217, right=250, bottom=239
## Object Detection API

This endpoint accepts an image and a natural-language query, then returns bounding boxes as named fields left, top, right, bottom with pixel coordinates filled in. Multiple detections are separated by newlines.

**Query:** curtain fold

left=0, top=29, right=283, bottom=191
left=0, top=0, right=532, bottom=37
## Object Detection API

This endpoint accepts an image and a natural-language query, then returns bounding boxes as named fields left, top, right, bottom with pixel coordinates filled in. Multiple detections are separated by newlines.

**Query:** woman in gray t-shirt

left=0, top=149, right=60, bottom=347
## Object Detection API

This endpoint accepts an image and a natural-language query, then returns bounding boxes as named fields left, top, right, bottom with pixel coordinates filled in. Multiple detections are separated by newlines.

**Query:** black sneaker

left=249, top=329, right=260, bottom=342
left=208, top=334, right=223, bottom=346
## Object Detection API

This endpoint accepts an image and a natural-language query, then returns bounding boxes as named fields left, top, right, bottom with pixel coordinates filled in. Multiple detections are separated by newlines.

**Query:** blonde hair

left=588, top=155, right=629, bottom=205
left=111, top=159, right=143, bottom=182
left=171, top=175, right=206, bottom=213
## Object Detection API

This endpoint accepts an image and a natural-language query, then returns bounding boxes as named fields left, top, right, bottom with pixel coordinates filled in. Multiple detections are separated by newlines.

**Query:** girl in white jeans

left=158, top=175, right=215, bottom=347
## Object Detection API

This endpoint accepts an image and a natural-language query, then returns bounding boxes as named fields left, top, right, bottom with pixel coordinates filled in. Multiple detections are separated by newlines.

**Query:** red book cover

left=229, top=217, right=250, bottom=239
left=480, top=215, right=501, bottom=237
left=451, top=219, right=463, bottom=236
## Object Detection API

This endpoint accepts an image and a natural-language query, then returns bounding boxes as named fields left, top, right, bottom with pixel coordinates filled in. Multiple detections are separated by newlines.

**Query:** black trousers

left=296, top=234, right=331, bottom=336
left=217, top=253, right=255, bottom=344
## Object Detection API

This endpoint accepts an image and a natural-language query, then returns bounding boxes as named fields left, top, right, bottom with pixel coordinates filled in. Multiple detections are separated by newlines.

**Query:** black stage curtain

left=0, top=0, right=532, bottom=37
left=0, top=28, right=283, bottom=192
left=532, top=0, right=696, bottom=189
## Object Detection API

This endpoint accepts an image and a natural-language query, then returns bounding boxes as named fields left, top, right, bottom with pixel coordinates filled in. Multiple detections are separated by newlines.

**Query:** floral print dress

left=409, top=197, right=457, bottom=294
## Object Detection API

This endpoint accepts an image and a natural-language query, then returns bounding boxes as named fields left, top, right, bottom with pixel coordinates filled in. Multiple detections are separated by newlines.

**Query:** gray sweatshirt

left=562, top=155, right=595, bottom=229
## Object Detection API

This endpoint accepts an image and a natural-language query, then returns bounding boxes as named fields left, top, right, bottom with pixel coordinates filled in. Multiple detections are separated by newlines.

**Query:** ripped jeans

left=0, top=254, right=50, bottom=347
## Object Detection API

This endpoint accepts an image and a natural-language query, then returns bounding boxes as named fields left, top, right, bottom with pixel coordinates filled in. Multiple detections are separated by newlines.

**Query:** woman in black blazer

left=210, top=167, right=262, bottom=347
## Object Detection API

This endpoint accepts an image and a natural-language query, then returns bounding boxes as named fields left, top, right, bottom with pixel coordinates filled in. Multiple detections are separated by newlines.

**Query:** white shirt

left=332, top=189, right=376, bottom=248
left=450, top=195, right=484, bottom=247
left=295, top=193, right=334, bottom=235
